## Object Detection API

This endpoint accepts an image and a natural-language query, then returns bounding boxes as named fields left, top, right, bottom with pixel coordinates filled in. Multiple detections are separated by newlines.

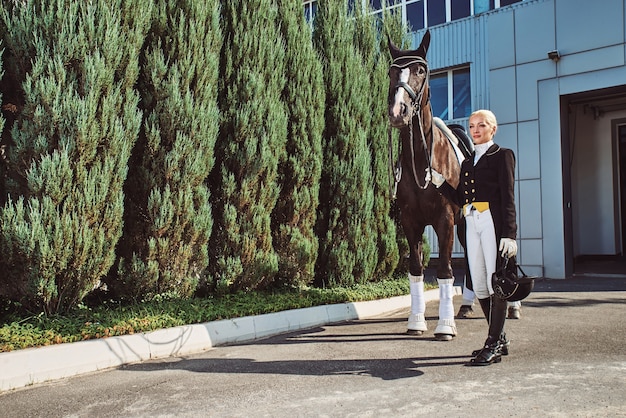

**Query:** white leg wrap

left=408, top=274, right=427, bottom=331
left=435, top=318, right=458, bottom=336
left=435, top=278, right=457, bottom=336
left=408, top=313, right=427, bottom=332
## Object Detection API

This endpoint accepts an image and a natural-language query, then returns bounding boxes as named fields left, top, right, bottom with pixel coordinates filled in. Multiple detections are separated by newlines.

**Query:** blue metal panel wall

left=406, top=0, right=626, bottom=276
left=411, top=18, right=492, bottom=120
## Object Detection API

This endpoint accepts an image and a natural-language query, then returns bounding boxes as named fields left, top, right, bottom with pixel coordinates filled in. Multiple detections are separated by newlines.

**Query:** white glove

left=428, top=168, right=445, bottom=188
left=499, top=238, right=518, bottom=258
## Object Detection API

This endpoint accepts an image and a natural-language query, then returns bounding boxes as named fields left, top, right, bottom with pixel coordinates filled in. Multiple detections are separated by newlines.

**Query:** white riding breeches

left=465, top=208, right=497, bottom=299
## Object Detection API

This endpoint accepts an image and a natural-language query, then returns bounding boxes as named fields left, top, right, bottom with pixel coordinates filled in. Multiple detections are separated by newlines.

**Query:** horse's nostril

left=401, top=103, right=408, bottom=116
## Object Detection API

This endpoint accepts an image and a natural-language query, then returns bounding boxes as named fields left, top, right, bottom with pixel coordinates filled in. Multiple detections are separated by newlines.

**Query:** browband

left=390, top=55, right=428, bottom=69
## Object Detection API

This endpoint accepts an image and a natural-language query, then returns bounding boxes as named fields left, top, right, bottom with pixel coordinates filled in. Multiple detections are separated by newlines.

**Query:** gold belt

left=463, top=202, right=489, bottom=214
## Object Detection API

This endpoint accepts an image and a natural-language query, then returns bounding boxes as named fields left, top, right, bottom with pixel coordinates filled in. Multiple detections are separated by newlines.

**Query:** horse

left=387, top=30, right=473, bottom=341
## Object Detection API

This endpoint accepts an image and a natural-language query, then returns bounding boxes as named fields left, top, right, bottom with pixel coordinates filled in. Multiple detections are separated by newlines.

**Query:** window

left=473, top=0, right=494, bottom=14
left=430, top=73, right=449, bottom=119
left=304, top=0, right=317, bottom=25
left=406, top=1, right=424, bottom=31
left=430, top=67, right=471, bottom=120
left=452, top=68, right=471, bottom=118
left=304, top=0, right=525, bottom=29
left=451, top=0, right=472, bottom=20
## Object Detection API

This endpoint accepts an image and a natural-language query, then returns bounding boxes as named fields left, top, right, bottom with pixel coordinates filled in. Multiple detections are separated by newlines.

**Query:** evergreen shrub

left=0, top=0, right=152, bottom=314
left=114, top=0, right=222, bottom=301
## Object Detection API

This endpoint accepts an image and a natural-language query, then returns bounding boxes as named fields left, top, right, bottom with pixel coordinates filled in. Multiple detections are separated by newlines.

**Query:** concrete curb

left=0, top=286, right=460, bottom=392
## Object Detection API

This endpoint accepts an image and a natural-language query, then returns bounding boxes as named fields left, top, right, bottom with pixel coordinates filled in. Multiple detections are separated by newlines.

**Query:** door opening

left=618, top=124, right=626, bottom=255
left=565, top=86, right=626, bottom=277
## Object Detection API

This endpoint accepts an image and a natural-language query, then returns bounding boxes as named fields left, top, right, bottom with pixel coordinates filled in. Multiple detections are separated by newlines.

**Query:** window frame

left=430, top=66, right=472, bottom=121
left=303, top=0, right=525, bottom=30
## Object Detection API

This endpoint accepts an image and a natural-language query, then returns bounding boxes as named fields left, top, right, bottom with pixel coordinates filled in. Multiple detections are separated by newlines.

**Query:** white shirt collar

left=474, top=140, right=494, bottom=165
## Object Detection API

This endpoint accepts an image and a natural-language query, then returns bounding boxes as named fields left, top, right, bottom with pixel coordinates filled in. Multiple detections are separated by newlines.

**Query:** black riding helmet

left=492, top=257, right=536, bottom=302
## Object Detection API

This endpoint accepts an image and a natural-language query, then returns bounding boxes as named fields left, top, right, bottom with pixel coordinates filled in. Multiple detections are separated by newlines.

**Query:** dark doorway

left=617, top=124, right=626, bottom=256
left=573, top=121, right=626, bottom=277
left=564, top=86, right=626, bottom=277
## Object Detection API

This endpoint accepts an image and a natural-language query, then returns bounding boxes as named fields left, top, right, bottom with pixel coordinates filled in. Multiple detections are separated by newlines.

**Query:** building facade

left=306, top=0, right=626, bottom=279
left=407, top=0, right=626, bottom=280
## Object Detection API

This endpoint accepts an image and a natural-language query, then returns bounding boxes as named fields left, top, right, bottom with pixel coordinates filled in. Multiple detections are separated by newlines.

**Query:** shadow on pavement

left=120, top=356, right=456, bottom=380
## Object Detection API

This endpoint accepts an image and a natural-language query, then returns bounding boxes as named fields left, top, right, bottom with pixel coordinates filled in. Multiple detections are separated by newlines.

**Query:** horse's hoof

left=407, top=314, right=427, bottom=334
left=434, top=320, right=456, bottom=341
left=507, top=307, right=521, bottom=319
left=456, top=305, right=474, bottom=319
left=434, top=333, right=454, bottom=341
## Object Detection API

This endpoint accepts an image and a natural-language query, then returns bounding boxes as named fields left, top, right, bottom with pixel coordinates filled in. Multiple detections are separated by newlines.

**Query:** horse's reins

left=388, top=55, right=434, bottom=197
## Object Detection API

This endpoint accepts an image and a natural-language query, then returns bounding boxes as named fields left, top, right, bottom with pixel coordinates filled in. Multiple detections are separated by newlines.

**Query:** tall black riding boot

left=472, top=296, right=510, bottom=356
left=468, top=295, right=508, bottom=366
left=478, top=297, right=491, bottom=323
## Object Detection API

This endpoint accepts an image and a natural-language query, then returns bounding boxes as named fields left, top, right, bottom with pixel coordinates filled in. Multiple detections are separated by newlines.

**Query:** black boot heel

left=499, top=334, right=510, bottom=356
left=472, top=334, right=509, bottom=357
left=467, top=345, right=502, bottom=366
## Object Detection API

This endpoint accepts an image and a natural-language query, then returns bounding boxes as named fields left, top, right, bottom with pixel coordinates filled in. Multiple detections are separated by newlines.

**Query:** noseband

left=388, top=55, right=434, bottom=195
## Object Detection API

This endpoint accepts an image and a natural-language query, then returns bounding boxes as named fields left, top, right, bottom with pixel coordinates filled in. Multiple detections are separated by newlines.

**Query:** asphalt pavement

left=1, top=275, right=625, bottom=417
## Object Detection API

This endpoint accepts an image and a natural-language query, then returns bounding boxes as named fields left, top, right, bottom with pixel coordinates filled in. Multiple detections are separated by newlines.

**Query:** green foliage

left=272, top=0, right=325, bottom=288
left=209, top=1, right=288, bottom=292
left=0, top=2, right=422, bottom=318
left=0, top=277, right=431, bottom=352
left=114, top=0, right=222, bottom=301
left=0, top=0, right=152, bottom=314
left=313, top=0, right=378, bottom=287
left=353, top=5, right=401, bottom=281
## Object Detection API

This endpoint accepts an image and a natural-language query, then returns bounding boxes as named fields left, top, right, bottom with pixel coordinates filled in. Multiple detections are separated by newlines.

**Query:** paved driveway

left=1, top=276, right=625, bottom=417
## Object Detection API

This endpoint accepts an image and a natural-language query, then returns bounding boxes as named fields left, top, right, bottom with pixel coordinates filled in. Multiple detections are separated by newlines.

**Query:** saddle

left=447, top=123, right=474, bottom=159
left=432, top=118, right=474, bottom=162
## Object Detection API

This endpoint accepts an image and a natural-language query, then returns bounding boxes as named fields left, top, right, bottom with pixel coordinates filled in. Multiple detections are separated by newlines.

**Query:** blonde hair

left=470, top=109, right=498, bottom=128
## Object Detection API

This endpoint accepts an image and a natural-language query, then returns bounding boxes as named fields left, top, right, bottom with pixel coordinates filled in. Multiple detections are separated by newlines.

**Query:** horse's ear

left=416, top=30, right=430, bottom=57
left=388, top=37, right=401, bottom=60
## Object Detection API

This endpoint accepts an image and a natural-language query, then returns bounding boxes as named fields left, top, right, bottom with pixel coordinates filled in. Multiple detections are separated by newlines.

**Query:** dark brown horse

left=388, top=31, right=471, bottom=340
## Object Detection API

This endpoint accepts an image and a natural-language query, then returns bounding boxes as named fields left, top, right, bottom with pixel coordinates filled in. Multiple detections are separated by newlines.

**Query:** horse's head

left=388, top=30, right=431, bottom=128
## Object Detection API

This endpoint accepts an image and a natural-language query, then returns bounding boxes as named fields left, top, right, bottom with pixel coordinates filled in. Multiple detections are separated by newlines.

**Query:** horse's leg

left=433, top=215, right=457, bottom=341
left=458, top=274, right=476, bottom=317
left=406, top=223, right=428, bottom=335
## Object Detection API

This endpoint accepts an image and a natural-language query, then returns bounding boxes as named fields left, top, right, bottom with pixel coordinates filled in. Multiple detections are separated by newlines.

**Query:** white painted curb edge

left=0, top=286, right=460, bottom=392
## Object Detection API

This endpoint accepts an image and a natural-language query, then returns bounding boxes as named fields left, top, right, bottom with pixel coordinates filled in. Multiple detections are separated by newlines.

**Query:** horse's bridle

left=390, top=55, right=429, bottom=112
left=388, top=55, right=434, bottom=195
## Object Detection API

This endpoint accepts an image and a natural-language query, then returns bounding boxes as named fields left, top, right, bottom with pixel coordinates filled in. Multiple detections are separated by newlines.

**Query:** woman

left=431, top=109, right=518, bottom=366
